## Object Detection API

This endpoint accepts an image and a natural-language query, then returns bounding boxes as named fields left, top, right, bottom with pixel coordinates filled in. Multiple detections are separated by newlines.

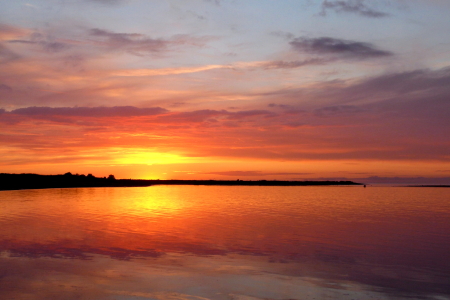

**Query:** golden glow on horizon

left=113, top=149, right=191, bottom=166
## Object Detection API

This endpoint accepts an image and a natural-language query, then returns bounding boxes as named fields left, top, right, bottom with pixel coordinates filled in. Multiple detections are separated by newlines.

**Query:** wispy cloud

left=9, top=32, right=70, bottom=53
left=204, top=0, right=222, bottom=6
left=84, top=0, right=124, bottom=4
left=314, top=105, right=365, bottom=117
left=89, top=28, right=168, bottom=54
left=0, top=24, right=25, bottom=63
left=320, top=0, right=390, bottom=18
left=290, top=37, right=393, bottom=59
left=2, top=107, right=280, bottom=126
left=89, top=28, right=211, bottom=55
left=0, top=23, right=29, bottom=40
left=155, top=109, right=276, bottom=124
left=113, top=59, right=333, bottom=77
left=112, top=65, right=230, bottom=77
left=0, top=84, right=12, bottom=92
left=1, top=71, right=449, bottom=166
left=10, top=106, right=168, bottom=117
left=0, top=43, right=20, bottom=64
left=261, top=58, right=332, bottom=69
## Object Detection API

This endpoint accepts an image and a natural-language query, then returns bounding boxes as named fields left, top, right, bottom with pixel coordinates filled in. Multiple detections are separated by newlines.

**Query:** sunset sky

left=1, top=0, right=449, bottom=181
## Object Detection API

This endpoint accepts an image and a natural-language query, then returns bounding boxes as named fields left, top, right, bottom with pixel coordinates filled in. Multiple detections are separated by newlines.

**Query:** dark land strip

left=0, top=173, right=362, bottom=191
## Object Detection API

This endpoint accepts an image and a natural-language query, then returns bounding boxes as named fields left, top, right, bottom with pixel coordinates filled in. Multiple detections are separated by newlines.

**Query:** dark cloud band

left=290, top=37, right=393, bottom=59
left=10, top=106, right=168, bottom=117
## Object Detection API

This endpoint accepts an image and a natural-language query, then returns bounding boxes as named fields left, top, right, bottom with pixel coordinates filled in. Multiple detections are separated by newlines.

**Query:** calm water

left=0, top=186, right=449, bottom=300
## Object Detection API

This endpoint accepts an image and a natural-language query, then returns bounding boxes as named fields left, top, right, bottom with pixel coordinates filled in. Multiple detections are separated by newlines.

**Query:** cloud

left=0, top=43, right=20, bottom=63
left=269, top=31, right=295, bottom=40
left=112, top=59, right=330, bottom=77
left=0, top=23, right=28, bottom=40
left=290, top=37, right=393, bottom=59
left=3, top=106, right=278, bottom=127
left=261, top=58, right=332, bottom=69
left=346, top=67, right=450, bottom=96
left=314, top=105, right=365, bottom=117
left=85, top=0, right=123, bottom=4
left=9, top=32, right=69, bottom=53
left=0, top=83, right=12, bottom=92
left=157, top=109, right=226, bottom=123
left=260, top=67, right=450, bottom=121
left=90, top=28, right=167, bottom=53
left=298, top=67, right=450, bottom=121
left=204, top=0, right=222, bottom=6
left=226, top=110, right=277, bottom=119
left=1, top=67, right=449, bottom=166
left=10, top=106, right=168, bottom=117
left=112, top=65, right=229, bottom=76
left=156, top=109, right=276, bottom=124
left=320, top=0, right=390, bottom=18
left=90, top=28, right=210, bottom=55
left=268, top=103, right=295, bottom=109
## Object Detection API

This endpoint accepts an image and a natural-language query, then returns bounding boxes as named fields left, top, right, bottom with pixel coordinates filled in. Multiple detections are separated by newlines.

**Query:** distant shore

left=0, top=173, right=362, bottom=191
left=407, top=185, right=450, bottom=188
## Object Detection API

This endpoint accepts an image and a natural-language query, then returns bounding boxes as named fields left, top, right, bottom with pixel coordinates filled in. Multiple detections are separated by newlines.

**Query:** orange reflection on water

left=1, top=186, right=449, bottom=266
left=1, top=185, right=450, bottom=297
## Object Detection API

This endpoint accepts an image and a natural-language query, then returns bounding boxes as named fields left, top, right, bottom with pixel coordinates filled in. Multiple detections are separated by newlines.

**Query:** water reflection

left=0, top=186, right=449, bottom=299
left=2, top=253, right=407, bottom=300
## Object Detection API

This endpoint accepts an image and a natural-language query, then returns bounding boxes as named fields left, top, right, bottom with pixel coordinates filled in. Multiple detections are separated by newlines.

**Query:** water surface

left=0, top=186, right=449, bottom=299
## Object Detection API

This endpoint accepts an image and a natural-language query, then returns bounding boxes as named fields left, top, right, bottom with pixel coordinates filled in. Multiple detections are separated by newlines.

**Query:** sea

left=0, top=185, right=449, bottom=300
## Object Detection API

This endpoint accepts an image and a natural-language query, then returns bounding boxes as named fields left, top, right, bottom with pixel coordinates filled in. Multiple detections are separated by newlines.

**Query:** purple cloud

left=320, top=0, right=390, bottom=18
left=0, top=84, right=12, bottom=92
left=85, top=0, right=123, bottom=4
left=204, top=0, right=222, bottom=6
left=314, top=105, right=365, bottom=117
left=346, top=68, right=450, bottom=95
left=262, top=58, right=332, bottom=69
left=90, top=28, right=210, bottom=55
left=290, top=37, right=393, bottom=59
left=9, top=40, right=68, bottom=53
left=268, top=103, right=294, bottom=109
left=0, top=43, right=20, bottom=63
left=156, top=109, right=277, bottom=124
left=10, top=106, right=168, bottom=117
left=157, top=110, right=227, bottom=123
left=226, top=110, right=277, bottom=120
left=90, top=28, right=167, bottom=53
left=8, top=31, right=71, bottom=53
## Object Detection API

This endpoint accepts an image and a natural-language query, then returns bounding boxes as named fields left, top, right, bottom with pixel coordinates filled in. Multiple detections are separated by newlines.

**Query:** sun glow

left=113, top=149, right=191, bottom=166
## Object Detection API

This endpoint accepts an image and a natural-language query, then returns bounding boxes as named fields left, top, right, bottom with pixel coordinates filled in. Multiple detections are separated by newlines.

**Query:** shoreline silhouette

left=0, top=173, right=362, bottom=191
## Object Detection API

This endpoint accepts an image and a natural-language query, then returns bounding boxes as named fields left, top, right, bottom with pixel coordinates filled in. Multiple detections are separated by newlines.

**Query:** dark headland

left=0, top=173, right=362, bottom=191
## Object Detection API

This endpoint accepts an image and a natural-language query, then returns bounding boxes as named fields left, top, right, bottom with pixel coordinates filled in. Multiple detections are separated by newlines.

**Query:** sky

left=0, top=0, right=449, bottom=182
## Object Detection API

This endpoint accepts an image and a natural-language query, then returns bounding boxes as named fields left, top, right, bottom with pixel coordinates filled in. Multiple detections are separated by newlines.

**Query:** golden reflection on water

left=0, top=186, right=449, bottom=299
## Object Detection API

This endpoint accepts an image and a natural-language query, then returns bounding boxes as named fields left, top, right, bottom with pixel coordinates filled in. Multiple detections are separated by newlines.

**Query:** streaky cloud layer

left=0, top=0, right=449, bottom=181
left=11, top=106, right=168, bottom=117
left=290, top=37, right=393, bottom=59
